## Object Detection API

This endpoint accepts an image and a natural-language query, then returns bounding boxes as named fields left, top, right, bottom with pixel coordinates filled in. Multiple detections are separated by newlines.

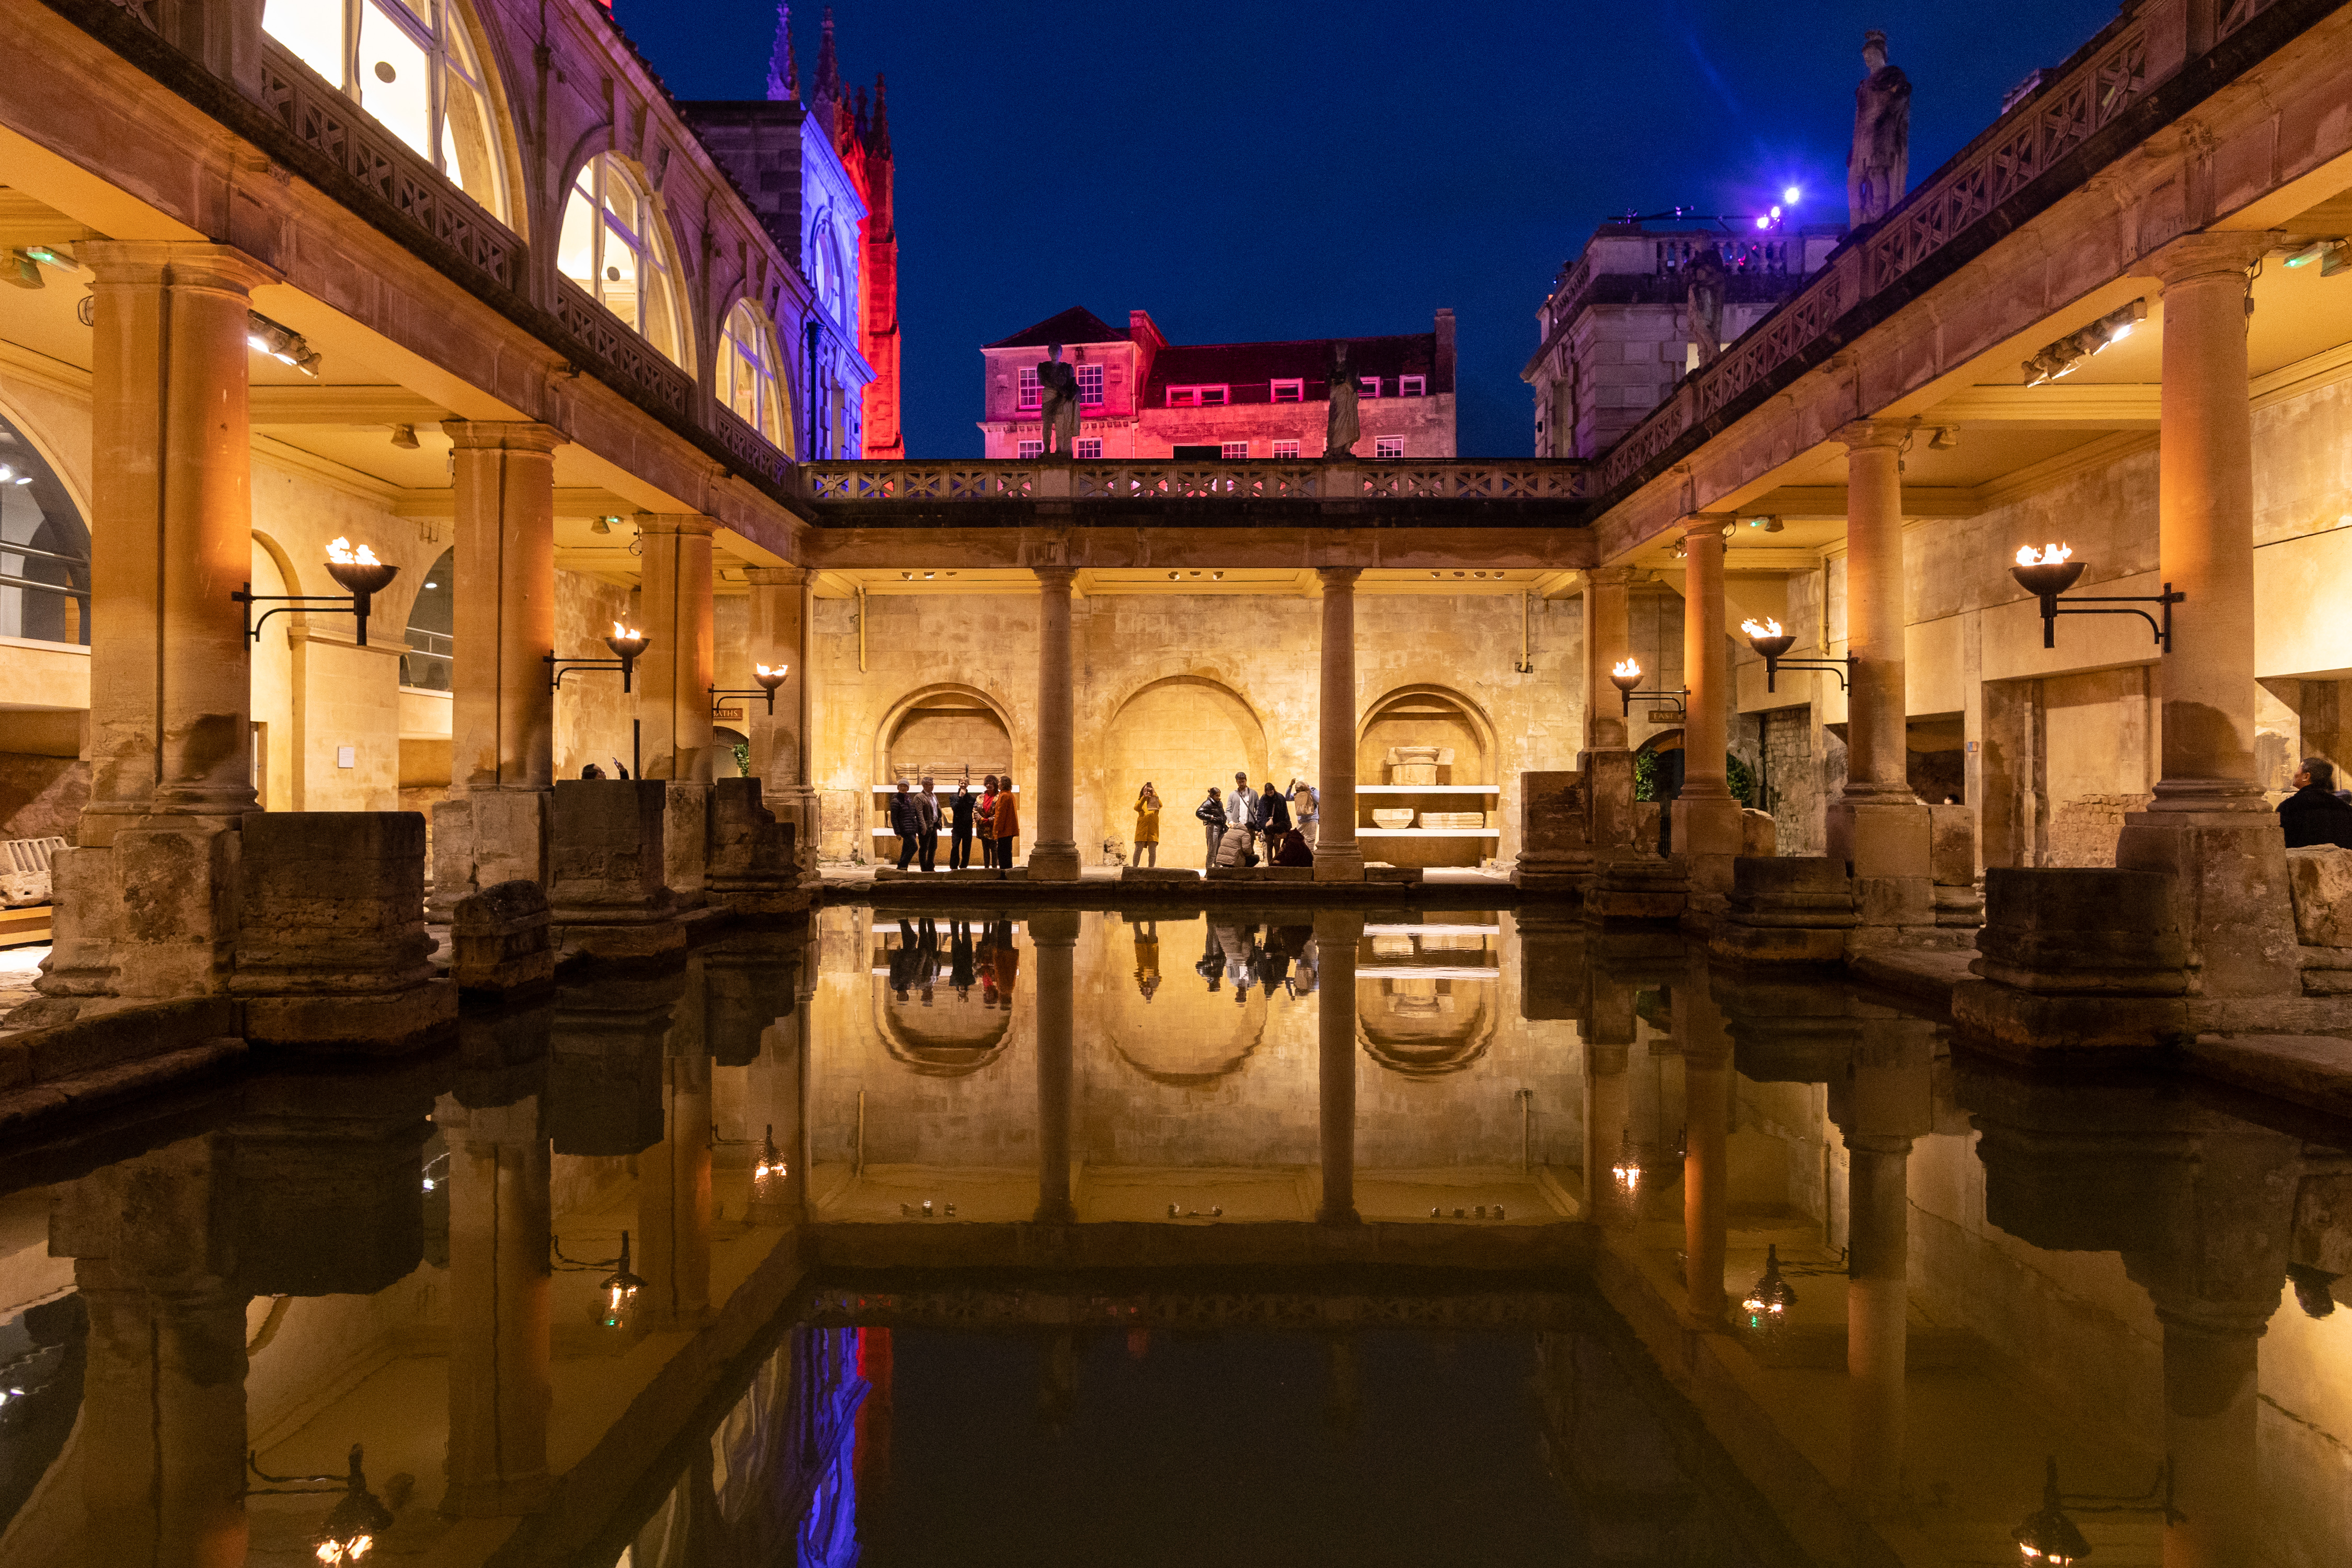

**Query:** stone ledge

left=0, top=1036, right=245, bottom=1136
left=2181, top=1033, right=2352, bottom=1121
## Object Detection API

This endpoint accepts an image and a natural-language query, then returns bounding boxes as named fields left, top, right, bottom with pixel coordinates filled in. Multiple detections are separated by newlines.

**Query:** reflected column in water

left=1582, top=959, right=1639, bottom=1230
left=51, top=1136, right=249, bottom=1568
left=1317, top=909, right=1363, bottom=1223
left=640, top=954, right=714, bottom=1329
left=1836, top=1023, right=1931, bottom=1508
left=1033, top=912, right=1077, bottom=1223
left=745, top=1014, right=808, bottom=1226
left=439, top=1088, right=554, bottom=1515
left=1677, top=972, right=1730, bottom=1325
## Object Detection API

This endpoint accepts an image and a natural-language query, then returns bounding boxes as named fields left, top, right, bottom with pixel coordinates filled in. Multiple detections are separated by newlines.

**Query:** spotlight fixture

left=388, top=424, right=420, bottom=450
left=2022, top=299, right=2147, bottom=386
left=2282, top=238, right=2346, bottom=274
left=2010, top=542, right=2181, bottom=652
left=233, top=537, right=399, bottom=646
left=1742, top=616, right=1849, bottom=692
left=245, top=309, right=321, bottom=377
left=588, top=515, right=616, bottom=536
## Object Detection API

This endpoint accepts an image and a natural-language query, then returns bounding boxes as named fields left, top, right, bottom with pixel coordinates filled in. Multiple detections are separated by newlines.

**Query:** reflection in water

left=0, top=908, right=2345, bottom=1567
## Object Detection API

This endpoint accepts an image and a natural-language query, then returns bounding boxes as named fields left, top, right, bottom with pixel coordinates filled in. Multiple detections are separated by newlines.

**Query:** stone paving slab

left=2182, top=1033, right=2352, bottom=1121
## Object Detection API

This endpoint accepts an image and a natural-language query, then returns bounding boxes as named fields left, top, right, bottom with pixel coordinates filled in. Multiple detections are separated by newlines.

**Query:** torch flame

left=1612, top=658, right=1641, bottom=679
left=2014, top=543, right=2073, bottom=568
left=612, top=621, right=642, bottom=640
left=1741, top=617, right=1785, bottom=639
left=755, top=663, right=785, bottom=678
left=326, top=538, right=381, bottom=567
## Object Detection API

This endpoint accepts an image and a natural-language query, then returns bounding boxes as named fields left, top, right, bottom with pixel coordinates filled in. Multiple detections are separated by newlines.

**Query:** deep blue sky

left=618, top=1, right=2123, bottom=458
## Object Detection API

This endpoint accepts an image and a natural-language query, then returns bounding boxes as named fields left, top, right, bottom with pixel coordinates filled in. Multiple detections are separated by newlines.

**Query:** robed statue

left=1848, top=28, right=1911, bottom=227
left=1323, top=342, right=1359, bottom=457
left=1684, top=244, right=1727, bottom=368
left=1037, top=342, right=1081, bottom=457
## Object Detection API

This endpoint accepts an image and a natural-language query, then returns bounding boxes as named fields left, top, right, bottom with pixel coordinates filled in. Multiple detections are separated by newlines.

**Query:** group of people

left=1183, top=773, right=1319, bottom=869
left=886, top=917, right=1019, bottom=1008
left=887, top=775, right=1022, bottom=872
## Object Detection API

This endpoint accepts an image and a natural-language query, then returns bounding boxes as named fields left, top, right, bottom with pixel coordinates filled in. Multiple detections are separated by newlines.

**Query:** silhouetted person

left=2279, top=757, right=2352, bottom=848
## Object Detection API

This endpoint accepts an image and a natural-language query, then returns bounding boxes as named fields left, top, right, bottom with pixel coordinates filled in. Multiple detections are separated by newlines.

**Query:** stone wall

left=556, top=571, right=638, bottom=779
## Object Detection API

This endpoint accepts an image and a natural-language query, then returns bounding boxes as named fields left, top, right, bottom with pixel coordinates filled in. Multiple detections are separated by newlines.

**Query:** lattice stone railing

left=800, top=459, right=1588, bottom=506
left=257, top=43, right=523, bottom=293
left=554, top=281, right=695, bottom=420
left=1592, top=14, right=2158, bottom=499
left=713, top=407, right=791, bottom=486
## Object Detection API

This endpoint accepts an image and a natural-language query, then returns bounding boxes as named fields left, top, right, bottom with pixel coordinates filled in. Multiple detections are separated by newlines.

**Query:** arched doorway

left=872, top=684, right=1016, bottom=862
left=1355, top=685, right=1498, bottom=870
left=1101, top=676, right=1266, bottom=860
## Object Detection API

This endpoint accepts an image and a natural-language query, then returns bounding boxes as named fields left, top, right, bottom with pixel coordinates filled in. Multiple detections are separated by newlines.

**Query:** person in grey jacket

left=915, top=777, right=942, bottom=871
left=1229, top=772, right=1259, bottom=834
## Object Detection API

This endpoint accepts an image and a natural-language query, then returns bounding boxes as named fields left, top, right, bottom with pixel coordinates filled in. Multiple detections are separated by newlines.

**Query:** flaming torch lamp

left=547, top=621, right=652, bottom=693
left=234, top=538, right=400, bottom=647
left=711, top=662, right=790, bottom=716
left=1607, top=657, right=1687, bottom=718
left=1739, top=617, right=1850, bottom=693
left=2010, top=543, right=2181, bottom=652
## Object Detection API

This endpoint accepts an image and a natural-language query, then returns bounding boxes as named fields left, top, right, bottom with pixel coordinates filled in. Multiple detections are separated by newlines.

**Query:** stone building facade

left=979, top=306, right=1457, bottom=460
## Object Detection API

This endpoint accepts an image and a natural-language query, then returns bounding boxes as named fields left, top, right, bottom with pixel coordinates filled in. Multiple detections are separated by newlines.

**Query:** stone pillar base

left=1708, top=856, right=1857, bottom=965
left=1674, top=792, right=1745, bottom=918
left=706, top=778, right=809, bottom=915
left=232, top=812, right=455, bottom=1052
left=38, top=820, right=240, bottom=1012
left=1312, top=847, right=1366, bottom=882
left=1027, top=843, right=1082, bottom=881
left=663, top=781, right=712, bottom=910
left=2116, top=798, right=2300, bottom=998
left=1514, top=771, right=1591, bottom=894
left=1952, top=868, right=2189, bottom=1051
left=450, top=881, right=555, bottom=996
left=549, top=780, right=682, bottom=960
left=1582, top=855, right=1687, bottom=925
left=429, top=789, right=552, bottom=924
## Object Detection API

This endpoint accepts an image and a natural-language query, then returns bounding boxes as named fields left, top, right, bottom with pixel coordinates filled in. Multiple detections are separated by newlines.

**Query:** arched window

left=0, top=409, right=89, bottom=648
left=719, top=301, right=790, bottom=453
left=402, top=547, right=453, bottom=690
left=263, top=0, right=514, bottom=225
left=560, top=155, right=689, bottom=368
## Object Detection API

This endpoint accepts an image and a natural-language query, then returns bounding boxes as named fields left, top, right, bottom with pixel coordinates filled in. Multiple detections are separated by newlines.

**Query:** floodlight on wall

left=710, top=663, right=789, bottom=716
left=547, top=622, right=651, bottom=692
left=2283, top=238, right=2347, bottom=275
left=2010, top=543, right=2182, bottom=652
left=246, top=1444, right=399, bottom=1563
left=1608, top=657, right=1687, bottom=718
left=246, top=309, right=321, bottom=377
left=2011, top=1454, right=2181, bottom=1565
left=233, top=537, right=399, bottom=647
left=2022, top=299, right=2147, bottom=387
left=1742, top=616, right=1850, bottom=692
left=388, top=424, right=420, bottom=450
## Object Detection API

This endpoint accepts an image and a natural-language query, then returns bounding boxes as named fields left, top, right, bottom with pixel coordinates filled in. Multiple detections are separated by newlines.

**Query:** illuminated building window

left=1271, top=378, right=1304, bottom=402
left=1400, top=374, right=1426, bottom=396
left=1017, top=439, right=1043, bottom=458
left=264, top=0, right=513, bottom=224
left=1221, top=442, right=1249, bottom=460
left=1272, top=440, right=1300, bottom=459
left=1359, top=376, right=1382, bottom=398
left=558, top=154, right=689, bottom=366
left=718, top=299, right=791, bottom=451
left=1077, top=364, right=1104, bottom=406
left=1017, top=366, right=1041, bottom=410
left=1376, top=436, right=1405, bottom=458
left=1076, top=437, right=1103, bottom=459
left=1165, top=385, right=1228, bottom=408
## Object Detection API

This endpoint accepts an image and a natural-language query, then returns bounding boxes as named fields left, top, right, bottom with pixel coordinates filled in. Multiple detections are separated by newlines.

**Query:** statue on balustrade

left=1848, top=28, right=1911, bottom=228
left=1036, top=343, right=1081, bottom=457
left=1685, top=244, right=1727, bottom=368
left=1324, top=342, right=1359, bottom=458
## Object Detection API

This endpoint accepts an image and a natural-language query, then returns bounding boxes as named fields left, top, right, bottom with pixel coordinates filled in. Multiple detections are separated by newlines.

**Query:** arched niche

left=871, top=918, right=1013, bottom=1077
left=1102, top=675, right=1267, bottom=834
left=1355, top=684, right=1498, bottom=870
left=1357, top=978, right=1496, bottom=1078
left=1104, top=919, right=1266, bottom=1088
left=1355, top=684, right=1496, bottom=786
left=873, top=683, right=1017, bottom=786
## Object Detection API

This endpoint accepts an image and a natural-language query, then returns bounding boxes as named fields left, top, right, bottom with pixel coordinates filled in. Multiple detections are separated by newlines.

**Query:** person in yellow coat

left=1132, top=782, right=1162, bottom=867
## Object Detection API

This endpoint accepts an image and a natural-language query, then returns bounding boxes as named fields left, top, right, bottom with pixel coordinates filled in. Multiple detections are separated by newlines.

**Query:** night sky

left=617, top=0, right=2123, bottom=458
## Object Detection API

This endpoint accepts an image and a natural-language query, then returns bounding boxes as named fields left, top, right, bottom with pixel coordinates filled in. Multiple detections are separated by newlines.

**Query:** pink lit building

left=979, top=306, right=1457, bottom=460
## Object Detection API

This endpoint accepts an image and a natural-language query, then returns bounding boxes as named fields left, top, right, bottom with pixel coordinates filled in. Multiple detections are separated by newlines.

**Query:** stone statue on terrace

left=1036, top=343, right=1081, bottom=457
left=1685, top=244, right=1727, bottom=368
left=1848, top=28, right=1911, bottom=227
left=1323, top=342, right=1359, bottom=457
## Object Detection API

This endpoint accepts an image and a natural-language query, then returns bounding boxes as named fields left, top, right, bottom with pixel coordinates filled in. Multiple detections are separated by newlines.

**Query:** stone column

left=638, top=965, right=712, bottom=1329
left=432, top=422, right=564, bottom=917
left=44, top=244, right=275, bottom=1006
left=1584, top=566, right=1633, bottom=752
left=1836, top=421, right=1933, bottom=931
left=2116, top=234, right=2299, bottom=997
left=2154, top=1301, right=2265, bottom=1568
left=744, top=566, right=808, bottom=821
left=744, top=1017, right=806, bottom=1226
left=1315, top=567, right=1366, bottom=881
left=1675, top=516, right=1744, bottom=908
left=1316, top=909, right=1363, bottom=1222
left=1844, top=1134, right=1911, bottom=1504
left=636, top=513, right=717, bottom=907
left=797, top=572, right=819, bottom=861
left=1677, top=977, right=1730, bottom=1327
left=1029, top=567, right=1081, bottom=880
left=439, top=1092, right=553, bottom=1516
left=1033, top=911, right=1078, bottom=1222
left=1584, top=1040, right=1634, bottom=1230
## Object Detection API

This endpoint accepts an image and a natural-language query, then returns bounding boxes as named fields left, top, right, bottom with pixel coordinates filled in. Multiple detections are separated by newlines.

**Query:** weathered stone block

left=1513, top=770, right=1589, bottom=892
left=1739, top=809, right=1776, bottom=858
left=548, top=965, right=684, bottom=1156
left=664, top=780, right=712, bottom=910
left=1583, top=856, right=1687, bottom=924
left=705, top=778, right=805, bottom=916
left=1927, top=804, right=1977, bottom=887
left=1581, top=749, right=1637, bottom=853
left=2116, top=805, right=2299, bottom=999
left=450, top=879, right=555, bottom=995
left=1971, top=868, right=2190, bottom=994
left=1848, top=800, right=1932, bottom=880
left=233, top=812, right=454, bottom=1051
left=2286, top=846, right=2352, bottom=949
left=549, top=779, right=682, bottom=959
left=429, top=789, right=551, bottom=923
left=1710, top=856, right=1855, bottom=964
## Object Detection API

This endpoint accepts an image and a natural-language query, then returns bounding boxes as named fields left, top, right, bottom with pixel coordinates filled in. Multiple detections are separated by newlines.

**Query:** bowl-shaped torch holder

left=322, top=559, right=400, bottom=647
left=2012, top=559, right=2089, bottom=648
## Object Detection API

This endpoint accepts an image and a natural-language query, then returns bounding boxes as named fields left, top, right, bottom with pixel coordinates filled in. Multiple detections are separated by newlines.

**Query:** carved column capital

left=1835, top=419, right=1912, bottom=452
left=443, top=420, right=568, bottom=455
left=1032, top=563, right=1078, bottom=590
left=634, top=512, right=718, bottom=537
left=1681, top=512, right=1737, bottom=538
left=2137, top=231, right=2284, bottom=289
left=1316, top=565, right=1363, bottom=590
left=743, top=565, right=808, bottom=587
left=78, top=239, right=282, bottom=295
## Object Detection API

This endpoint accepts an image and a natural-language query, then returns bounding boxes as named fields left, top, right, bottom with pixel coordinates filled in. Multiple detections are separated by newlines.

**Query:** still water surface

left=0, top=904, right=2344, bottom=1567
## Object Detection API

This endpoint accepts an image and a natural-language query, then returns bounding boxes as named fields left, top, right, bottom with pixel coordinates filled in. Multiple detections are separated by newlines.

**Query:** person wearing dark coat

left=888, top=780, right=925, bottom=870
left=2279, top=758, right=2352, bottom=849
left=1274, top=828, right=1314, bottom=867
left=1196, top=787, right=1228, bottom=867
left=1258, top=781, right=1293, bottom=862
left=948, top=783, right=978, bottom=869
left=950, top=919, right=977, bottom=999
